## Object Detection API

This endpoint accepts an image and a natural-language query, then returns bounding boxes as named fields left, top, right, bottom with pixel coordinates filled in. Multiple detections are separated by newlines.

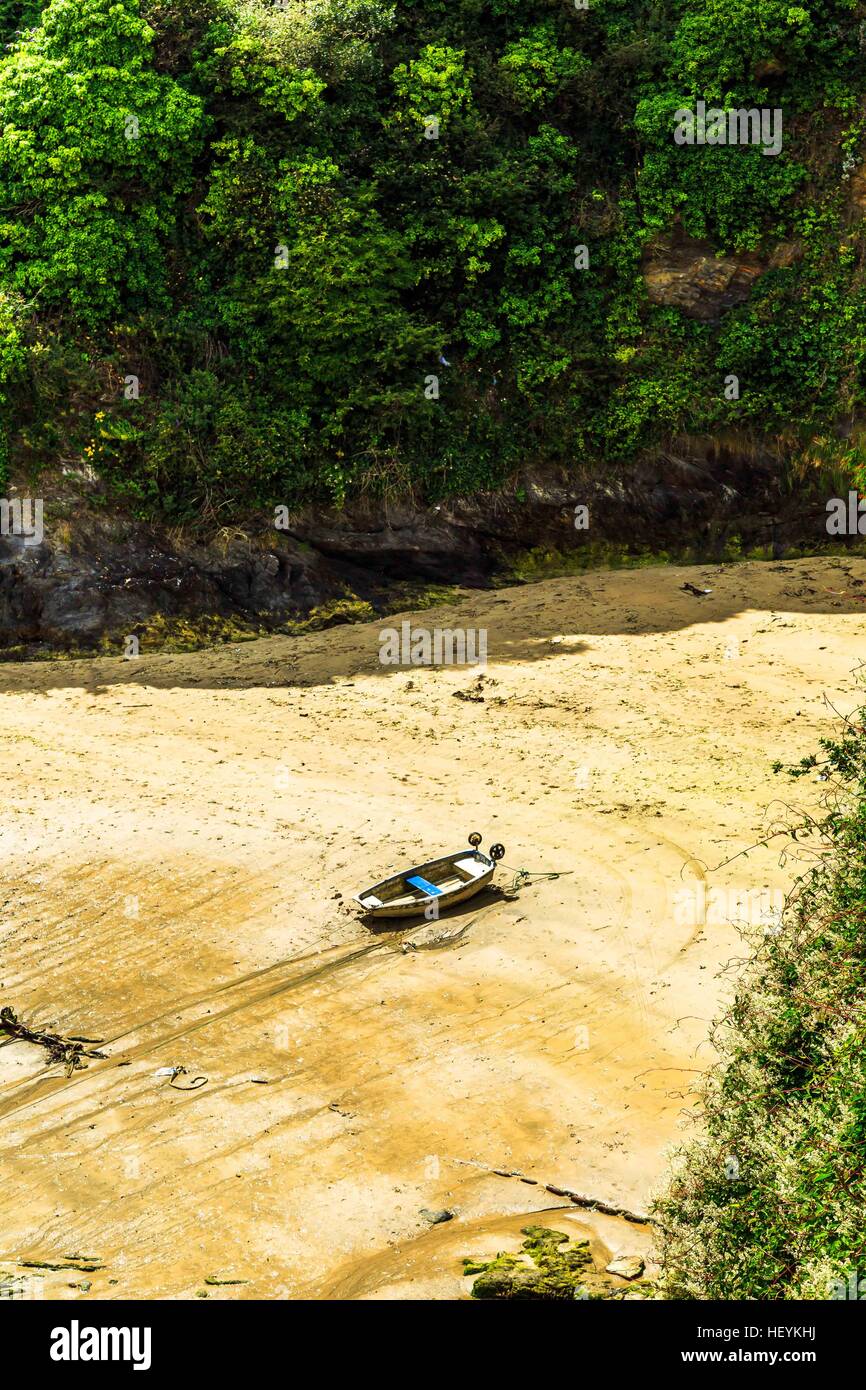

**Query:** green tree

left=0, top=0, right=205, bottom=323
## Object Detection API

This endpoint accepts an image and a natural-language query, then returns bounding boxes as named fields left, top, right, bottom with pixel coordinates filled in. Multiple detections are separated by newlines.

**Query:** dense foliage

left=2, top=0, right=866, bottom=516
left=655, top=709, right=866, bottom=1299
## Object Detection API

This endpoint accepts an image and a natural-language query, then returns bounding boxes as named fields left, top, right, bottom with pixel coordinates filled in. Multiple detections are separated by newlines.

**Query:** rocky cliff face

left=0, top=503, right=359, bottom=653
left=642, top=230, right=801, bottom=321
left=0, top=435, right=843, bottom=654
left=0, top=230, right=854, bottom=655
left=291, top=436, right=832, bottom=577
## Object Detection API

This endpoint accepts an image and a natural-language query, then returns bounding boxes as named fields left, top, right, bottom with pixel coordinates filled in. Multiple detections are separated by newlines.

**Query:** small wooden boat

left=355, top=833, right=505, bottom=919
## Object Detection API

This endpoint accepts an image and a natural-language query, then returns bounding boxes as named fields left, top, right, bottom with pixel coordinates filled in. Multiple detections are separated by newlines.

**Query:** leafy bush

left=0, top=0, right=205, bottom=323
left=655, top=705, right=866, bottom=1299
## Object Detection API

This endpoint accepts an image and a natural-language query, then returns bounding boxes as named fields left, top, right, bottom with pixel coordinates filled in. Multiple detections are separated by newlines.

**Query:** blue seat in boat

left=406, top=874, right=441, bottom=896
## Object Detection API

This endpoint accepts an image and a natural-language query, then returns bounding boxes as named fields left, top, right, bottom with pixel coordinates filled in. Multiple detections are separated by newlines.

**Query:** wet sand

left=1, top=556, right=864, bottom=1299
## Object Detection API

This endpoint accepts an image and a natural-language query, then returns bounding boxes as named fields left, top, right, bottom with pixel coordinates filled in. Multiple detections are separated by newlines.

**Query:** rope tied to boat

left=499, top=866, right=571, bottom=894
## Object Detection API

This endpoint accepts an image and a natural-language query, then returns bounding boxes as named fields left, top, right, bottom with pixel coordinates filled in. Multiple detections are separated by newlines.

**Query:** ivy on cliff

left=1, top=0, right=865, bottom=512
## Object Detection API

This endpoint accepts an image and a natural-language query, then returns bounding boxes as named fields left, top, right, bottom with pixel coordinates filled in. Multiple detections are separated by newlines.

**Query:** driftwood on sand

left=0, top=1006, right=106, bottom=1076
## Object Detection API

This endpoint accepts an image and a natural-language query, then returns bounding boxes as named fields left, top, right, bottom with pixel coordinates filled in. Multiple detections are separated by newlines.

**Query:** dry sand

left=2, top=556, right=865, bottom=1300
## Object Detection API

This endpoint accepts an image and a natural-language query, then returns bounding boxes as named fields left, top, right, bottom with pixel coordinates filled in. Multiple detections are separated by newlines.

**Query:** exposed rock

left=768, top=240, right=802, bottom=271
left=467, top=1226, right=594, bottom=1300
left=754, top=57, right=786, bottom=82
left=465, top=1225, right=655, bottom=1301
left=643, top=233, right=764, bottom=321
left=0, top=508, right=368, bottom=655
left=0, top=432, right=850, bottom=654
left=419, top=1208, right=454, bottom=1225
left=606, top=1255, right=646, bottom=1280
left=291, top=502, right=486, bottom=584
left=849, top=163, right=866, bottom=215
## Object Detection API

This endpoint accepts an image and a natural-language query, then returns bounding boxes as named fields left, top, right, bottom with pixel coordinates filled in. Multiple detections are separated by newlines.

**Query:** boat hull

left=355, top=849, right=496, bottom=919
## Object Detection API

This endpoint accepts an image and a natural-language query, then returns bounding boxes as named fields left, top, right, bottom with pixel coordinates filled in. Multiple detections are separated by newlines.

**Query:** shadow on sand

left=2, top=556, right=866, bottom=694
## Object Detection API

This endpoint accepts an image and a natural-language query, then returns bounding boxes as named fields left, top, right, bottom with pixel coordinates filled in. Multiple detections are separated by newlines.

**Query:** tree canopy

left=1, top=0, right=865, bottom=515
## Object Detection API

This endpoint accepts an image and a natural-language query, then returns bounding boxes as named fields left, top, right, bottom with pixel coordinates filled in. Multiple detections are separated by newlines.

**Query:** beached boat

left=355, top=834, right=505, bottom=919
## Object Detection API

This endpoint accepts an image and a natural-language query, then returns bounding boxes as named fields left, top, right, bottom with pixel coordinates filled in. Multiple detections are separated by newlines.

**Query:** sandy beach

left=2, top=556, right=865, bottom=1300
